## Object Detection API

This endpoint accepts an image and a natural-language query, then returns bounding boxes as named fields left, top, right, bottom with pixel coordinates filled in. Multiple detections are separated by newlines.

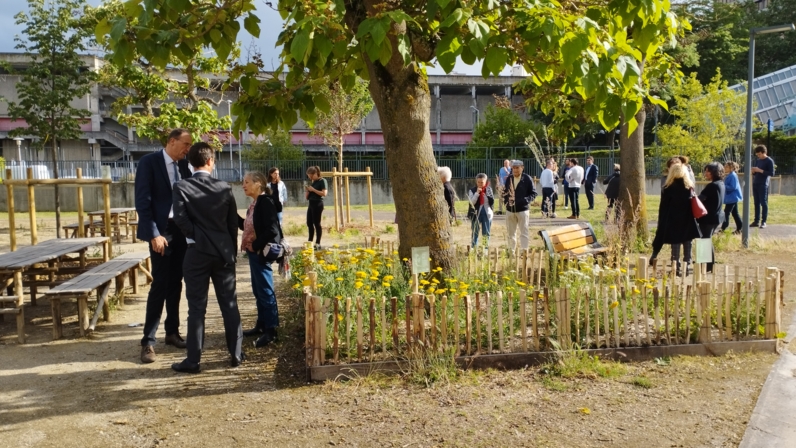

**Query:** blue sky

left=0, top=0, right=501, bottom=75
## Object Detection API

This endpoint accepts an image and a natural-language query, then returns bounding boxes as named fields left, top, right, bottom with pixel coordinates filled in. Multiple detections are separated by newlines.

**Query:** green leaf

left=598, top=95, right=622, bottom=130
left=314, top=93, right=331, bottom=114
left=95, top=19, right=112, bottom=44
left=243, top=14, right=260, bottom=38
left=484, top=47, right=507, bottom=75
left=441, top=8, right=464, bottom=29
left=370, top=20, right=388, bottom=46
left=647, top=95, right=669, bottom=111
left=436, top=34, right=462, bottom=73
left=436, top=0, right=452, bottom=9
left=397, top=34, right=411, bottom=65
left=460, top=45, right=476, bottom=65
left=621, top=100, right=641, bottom=130
left=315, top=35, right=333, bottom=67
left=209, top=29, right=222, bottom=43
left=560, top=33, right=588, bottom=68
left=109, top=17, right=128, bottom=42
left=290, top=28, right=311, bottom=63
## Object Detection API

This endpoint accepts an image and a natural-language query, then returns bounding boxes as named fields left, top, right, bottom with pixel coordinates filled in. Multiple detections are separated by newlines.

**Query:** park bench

left=44, top=251, right=151, bottom=339
left=538, top=222, right=607, bottom=258
left=129, top=221, right=138, bottom=243
left=63, top=220, right=102, bottom=238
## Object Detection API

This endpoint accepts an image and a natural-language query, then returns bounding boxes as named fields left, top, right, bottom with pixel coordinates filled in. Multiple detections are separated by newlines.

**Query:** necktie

left=172, top=161, right=179, bottom=186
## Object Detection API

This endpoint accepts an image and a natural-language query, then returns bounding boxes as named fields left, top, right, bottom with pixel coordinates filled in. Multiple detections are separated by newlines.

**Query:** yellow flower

left=633, top=288, right=641, bottom=294
left=350, top=257, right=359, bottom=263
left=431, top=278, right=440, bottom=284
left=369, top=276, right=379, bottom=281
left=386, top=264, right=393, bottom=268
left=620, top=268, right=627, bottom=273
left=364, top=285, right=371, bottom=291
left=393, top=251, right=399, bottom=255
left=293, top=283, right=301, bottom=289
left=318, top=259, right=326, bottom=265
left=333, top=244, right=339, bottom=248
left=402, top=257, right=409, bottom=262
left=646, top=285, right=654, bottom=289
left=435, top=288, right=446, bottom=294
left=303, top=278, right=311, bottom=286
left=365, top=249, right=376, bottom=255
left=610, top=301, right=619, bottom=309
left=609, top=285, right=616, bottom=289
left=384, top=275, right=395, bottom=282
left=382, top=282, right=391, bottom=287
left=356, top=271, right=367, bottom=278
left=420, top=279, right=430, bottom=286
left=427, top=287, right=435, bottom=294
left=316, top=284, right=323, bottom=288
left=337, top=314, right=344, bottom=321
left=503, top=276, right=510, bottom=281
left=515, top=281, right=526, bottom=287
left=335, top=277, right=344, bottom=282
left=449, top=288, right=457, bottom=293
left=354, top=281, right=364, bottom=289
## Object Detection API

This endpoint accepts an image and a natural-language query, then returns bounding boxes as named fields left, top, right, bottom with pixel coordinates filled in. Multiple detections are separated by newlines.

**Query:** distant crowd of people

left=437, top=147, right=775, bottom=265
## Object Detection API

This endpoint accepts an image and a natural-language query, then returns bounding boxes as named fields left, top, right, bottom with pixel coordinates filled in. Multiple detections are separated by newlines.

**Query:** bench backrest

left=538, top=223, right=599, bottom=254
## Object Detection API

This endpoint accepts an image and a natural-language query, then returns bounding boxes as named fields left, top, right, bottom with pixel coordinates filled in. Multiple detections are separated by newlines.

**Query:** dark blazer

left=134, top=150, right=192, bottom=242
left=502, top=173, right=537, bottom=212
left=585, top=164, right=599, bottom=184
left=697, top=180, right=726, bottom=226
left=237, top=194, right=281, bottom=254
left=652, top=178, right=700, bottom=245
left=172, top=172, right=239, bottom=265
left=603, top=171, right=620, bottom=199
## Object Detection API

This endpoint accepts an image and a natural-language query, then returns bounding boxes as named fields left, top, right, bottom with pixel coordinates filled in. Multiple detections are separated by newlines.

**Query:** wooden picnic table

left=0, top=237, right=110, bottom=343
left=87, top=208, right=137, bottom=244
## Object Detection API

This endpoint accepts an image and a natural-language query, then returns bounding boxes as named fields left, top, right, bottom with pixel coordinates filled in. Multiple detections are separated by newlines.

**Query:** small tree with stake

left=7, top=0, right=96, bottom=238
left=309, top=79, right=374, bottom=227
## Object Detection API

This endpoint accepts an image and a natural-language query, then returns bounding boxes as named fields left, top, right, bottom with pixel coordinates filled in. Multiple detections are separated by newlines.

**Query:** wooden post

left=664, top=286, right=671, bottom=345
left=613, top=286, right=620, bottom=348
left=497, top=291, right=505, bottom=353
left=312, top=295, right=325, bottom=366
left=346, top=297, right=352, bottom=360
left=507, top=291, right=514, bottom=352
left=6, top=169, right=16, bottom=251
left=76, top=168, right=85, bottom=237
left=593, top=290, right=601, bottom=348
left=684, top=285, right=692, bottom=344
left=698, top=282, right=711, bottom=343
left=717, top=282, right=724, bottom=342
left=453, top=295, right=461, bottom=356
left=529, top=289, right=537, bottom=351
left=391, top=296, right=398, bottom=351
left=332, top=167, right=340, bottom=231
left=584, top=290, right=591, bottom=348
left=308, top=271, right=318, bottom=294
left=653, top=287, right=661, bottom=345
left=369, top=297, right=376, bottom=361
left=333, top=299, right=340, bottom=363
left=475, top=292, right=482, bottom=354
left=429, top=294, right=437, bottom=349
left=543, top=287, right=550, bottom=349
left=632, top=287, right=640, bottom=346
left=641, top=287, right=651, bottom=346
left=485, top=292, right=493, bottom=354
left=26, top=168, right=37, bottom=245
left=405, top=294, right=412, bottom=346
left=465, top=295, right=472, bottom=355
left=380, top=296, right=387, bottom=354
left=602, top=287, right=611, bottom=349
left=365, top=167, right=374, bottom=228
left=102, top=181, right=112, bottom=256
left=356, top=296, right=363, bottom=362
left=344, top=167, right=351, bottom=223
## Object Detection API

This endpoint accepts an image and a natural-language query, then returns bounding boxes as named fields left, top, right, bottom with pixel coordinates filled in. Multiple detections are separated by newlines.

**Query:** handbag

left=258, top=220, right=293, bottom=263
left=690, top=188, right=707, bottom=219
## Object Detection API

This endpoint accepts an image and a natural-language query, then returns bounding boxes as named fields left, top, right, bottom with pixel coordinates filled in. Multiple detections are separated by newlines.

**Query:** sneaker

left=750, top=222, right=759, bottom=227
left=567, top=215, right=577, bottom=219
left=551, top=213, right=557, bottom=218
left=732, top=230, right=741, bottom=235
left=761, top=222, right=767, bottom=229
left=564, top=206, right=569, bottom=210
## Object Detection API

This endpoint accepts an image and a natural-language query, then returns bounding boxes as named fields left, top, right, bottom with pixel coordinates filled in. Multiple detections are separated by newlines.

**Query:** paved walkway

left=740, top=312, right=796, bottom=447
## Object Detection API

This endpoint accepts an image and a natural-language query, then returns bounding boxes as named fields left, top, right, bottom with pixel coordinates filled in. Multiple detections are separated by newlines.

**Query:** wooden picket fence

left=302, top=250, right=784, bottom=374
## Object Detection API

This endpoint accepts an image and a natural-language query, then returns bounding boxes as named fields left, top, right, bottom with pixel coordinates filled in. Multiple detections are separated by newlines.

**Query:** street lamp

left=742, top=23, right=795, bottom=248
left=226, top=99, right=233, bottom=168
left=470, top=105, right=480, bottom=133
left=13, top=137, right=23, bottom=163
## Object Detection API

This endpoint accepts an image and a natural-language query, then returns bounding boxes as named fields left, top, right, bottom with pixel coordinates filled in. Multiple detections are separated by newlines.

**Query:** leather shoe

left=171, top=359, right=201, bottom=374
left=243, top=326, right=264, bottom=337
left=231, top=351, right=246, bottom=367
left=254, top=328, right=278, bottom=348
left=140, top=345, right=156, bottom=364
left=567, top=215, right=577, bottom=219
left=165, top=333, right=187, bottom=349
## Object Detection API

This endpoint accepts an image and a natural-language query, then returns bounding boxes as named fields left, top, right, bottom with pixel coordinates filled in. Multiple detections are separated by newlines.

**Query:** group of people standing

left=134, top=128, right=300, bottom=373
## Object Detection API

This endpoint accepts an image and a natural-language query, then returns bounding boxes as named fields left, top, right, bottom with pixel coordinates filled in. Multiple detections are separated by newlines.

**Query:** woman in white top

left=267, top=167, right=288, bottom=224
left=564, top=158, right=584, bottom=219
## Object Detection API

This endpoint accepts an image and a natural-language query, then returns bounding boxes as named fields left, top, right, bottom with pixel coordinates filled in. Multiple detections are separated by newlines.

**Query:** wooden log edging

left=308, top=339, right=779, bottom=382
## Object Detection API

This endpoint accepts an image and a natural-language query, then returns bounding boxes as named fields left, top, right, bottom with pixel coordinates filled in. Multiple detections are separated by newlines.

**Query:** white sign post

left=411, top=246, right=430, bottom=294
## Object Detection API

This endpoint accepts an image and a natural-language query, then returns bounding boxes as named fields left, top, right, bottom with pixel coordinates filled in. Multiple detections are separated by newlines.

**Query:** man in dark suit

left=136, top=129, right=193, bottom=363
left=170, top=142, right=243, bottom=373
left=584, top=156, right=599, bottom=210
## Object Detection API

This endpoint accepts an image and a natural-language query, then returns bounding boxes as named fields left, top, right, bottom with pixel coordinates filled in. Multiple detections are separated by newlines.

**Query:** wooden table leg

left=14, top=271, right=25, bottom=344
left=77, top=293, right=89, bottom=336
left=115, top=273, right=126, bottom=311
left=51, top=297, right=62, bottom=340
left=130, top=267, right=139, bottom=295
left=30, top=284, right=37, bottom=307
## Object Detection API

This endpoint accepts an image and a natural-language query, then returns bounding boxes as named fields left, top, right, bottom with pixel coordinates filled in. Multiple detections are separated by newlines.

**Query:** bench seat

left=44, top=251, right=150, bottom=339
left=538, top=222, right=607, bottom=258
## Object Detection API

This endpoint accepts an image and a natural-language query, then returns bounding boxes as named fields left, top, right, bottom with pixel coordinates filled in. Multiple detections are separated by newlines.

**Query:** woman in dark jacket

left=697, top=163, right=726, bottom=273
left=467, top=173, right=495, bottom=249
left=650, top=163, right=701, bottom=275
left=239, top=171, right=282, bottom=348
left=603, top=164, right=620, bottom=222
left=438, top=166, right=457, bottom=221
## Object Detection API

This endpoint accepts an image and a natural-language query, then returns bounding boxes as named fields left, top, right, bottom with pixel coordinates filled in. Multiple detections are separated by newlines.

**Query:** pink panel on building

left=365, top=133, right=384, bottom=145
left=440, top=133, right=472, bottom=144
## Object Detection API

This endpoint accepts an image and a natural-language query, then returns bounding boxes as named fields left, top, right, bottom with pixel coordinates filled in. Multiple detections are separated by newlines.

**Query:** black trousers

left=183, top=247, right=242, bottom=364
left=721, top=203, right=742, bottom=232
left=141, top=221, right=187, bottom=347
left=541, top=187, right=556, bottom=215
left=585, top=183, right=595, bottom=208
left=567, top=188, right=580, bottom=217
left=307, top=200, right=324, bottom=244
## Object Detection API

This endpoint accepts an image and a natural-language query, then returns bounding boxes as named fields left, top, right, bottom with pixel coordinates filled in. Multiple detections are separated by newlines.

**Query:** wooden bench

left=538, top=222, right=607, bottom=258
left=63, top=221, right=102, bottom=238
left=44, top=252, right=151, bottom=339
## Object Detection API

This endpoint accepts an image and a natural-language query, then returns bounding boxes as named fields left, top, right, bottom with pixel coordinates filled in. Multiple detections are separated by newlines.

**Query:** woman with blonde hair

left=650, top=163, right=701, bottom=275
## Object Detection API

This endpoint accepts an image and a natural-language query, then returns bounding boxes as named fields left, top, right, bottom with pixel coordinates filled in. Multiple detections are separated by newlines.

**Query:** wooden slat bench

left=63, top=221, right=102, bottom=238
left=44, top=251, right=151, bottom=339
left=538, top=222, right=607, bottom=258
left=129, top=221, right=138, bottom=243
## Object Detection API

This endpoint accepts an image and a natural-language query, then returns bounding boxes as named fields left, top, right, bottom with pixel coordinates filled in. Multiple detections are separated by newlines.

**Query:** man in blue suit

left=584, top=156, right=599, bottom=210
left=136, top=129, right=193, bottom=363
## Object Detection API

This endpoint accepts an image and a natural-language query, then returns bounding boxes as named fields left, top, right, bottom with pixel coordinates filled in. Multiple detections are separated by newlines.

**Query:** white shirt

left=584, top=164, right=593, bottom=180
left=565, top=165, right=584, bottom=188
left=163, top=149, right=179, bottom=218
left=539, top=168, right=555, bottom=189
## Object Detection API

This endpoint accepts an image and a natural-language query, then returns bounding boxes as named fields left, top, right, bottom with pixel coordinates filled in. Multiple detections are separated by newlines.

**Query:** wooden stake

left=698, top=282, right=711, bottom=343
left=507, top=291, right=514, bottom=352
left=475, top=292, right=482, bottom=354
left=745, top=280, right=751, bottom=337
left=641, top=287, right=651, bottom=346
left=333, top=298, right=340, bottom=363
left=405, top=294, right=412, bottom=346
left=613, top=286, right=620, bottom=348
left=380, top=296, right=387, bottom=353
left=369, top=297, right=376, bottom=361
left=584, top=290, right=591, bottom=348
left=441, top=295, right=448, bottom=349
left=345, top=297, right=352, bottom=360
left=602, top=286, right=611, bottom=349
left=543, top=287, right=550, bottom=350
left=365, top=167, right=374, bottom=227
left=664, top=286, right=671, bottom=345
left=684, top=285, right=692, bottom=344
left=575, top=288, right=582, bottom=347
left=429, top=294, right=437, bottom=349
left=653, top=287, right=661, bottom=345
left=632, top=286, right=641, bottom=346
left=391, top=296, right=398, bottom=351
left=454, top=295, right=461, bottom=356
left=465, top=295, right=472, bottom=355
left=497, top=291, right=505, bottom=353
left=593, top=290, right=601, bottom=348
left=520, top=289, right=528, bottom=352
left=485, top=292, right=493, bottom=354
left=356, top=296, right=363, bottom=362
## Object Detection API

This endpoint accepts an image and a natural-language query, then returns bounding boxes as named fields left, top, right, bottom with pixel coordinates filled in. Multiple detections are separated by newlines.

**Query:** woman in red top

left=467, top=173, right=494, bottom=250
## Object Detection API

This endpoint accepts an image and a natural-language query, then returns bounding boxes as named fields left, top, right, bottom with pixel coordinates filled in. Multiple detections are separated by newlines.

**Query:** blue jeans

left=277, top=212, right=283, bottom=225
left=470, top=207, right=491, bottom=248
left=753, top=183, right=768, bottom=224
left=246, top=250, right=279, bottom=329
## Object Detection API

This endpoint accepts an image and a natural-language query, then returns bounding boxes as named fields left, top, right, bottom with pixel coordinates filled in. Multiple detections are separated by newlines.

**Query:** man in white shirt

left=539, top=160, right=557, bottom=218
left=564, top=158, right=584, bottom=219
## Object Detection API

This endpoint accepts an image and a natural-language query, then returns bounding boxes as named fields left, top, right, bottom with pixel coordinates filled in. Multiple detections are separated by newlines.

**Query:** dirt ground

left=0, top=207, right=793, bottom=447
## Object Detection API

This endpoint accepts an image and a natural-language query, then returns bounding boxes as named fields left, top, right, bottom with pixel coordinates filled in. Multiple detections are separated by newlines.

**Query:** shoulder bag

left=690, top=188, right=707, bottom=219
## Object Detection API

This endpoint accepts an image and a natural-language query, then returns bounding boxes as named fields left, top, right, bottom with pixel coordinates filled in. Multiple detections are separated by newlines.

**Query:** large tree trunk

left=618, top=108, right=648, bottom=243
left=364, top=64, right=455, bottom=270
left=52, top=138, right=62, bottom=239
